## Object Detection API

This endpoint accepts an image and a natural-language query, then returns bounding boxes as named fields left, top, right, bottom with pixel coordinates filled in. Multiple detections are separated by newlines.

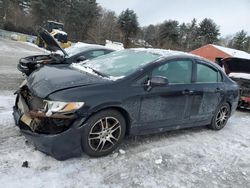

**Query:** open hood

left=222, top=57, right=250, bottom=74
left=38, top=27, right=68, bottom=57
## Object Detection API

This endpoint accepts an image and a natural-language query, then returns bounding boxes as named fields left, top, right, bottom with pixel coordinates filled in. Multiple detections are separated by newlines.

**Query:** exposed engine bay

left=18, top=53, right=64, bottom=76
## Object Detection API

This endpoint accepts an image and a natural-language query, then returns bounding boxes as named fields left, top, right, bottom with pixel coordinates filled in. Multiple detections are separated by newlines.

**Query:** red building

left=190, top=44, right=250, bottom=62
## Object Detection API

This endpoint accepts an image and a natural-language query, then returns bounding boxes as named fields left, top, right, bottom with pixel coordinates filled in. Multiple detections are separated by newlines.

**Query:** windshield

left=78, top=50, right=160, bottom=78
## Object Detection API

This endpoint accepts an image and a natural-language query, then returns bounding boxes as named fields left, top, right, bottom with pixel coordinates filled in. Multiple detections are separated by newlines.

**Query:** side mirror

left=76, top=56, right=87, bottom=62
left=150, top=76, right=169, bottom=86
left=145, top=76, right=168, bottom=91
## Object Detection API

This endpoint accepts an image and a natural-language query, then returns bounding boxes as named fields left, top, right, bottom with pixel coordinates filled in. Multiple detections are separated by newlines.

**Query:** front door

left=139, top=59, right=194, bottom=130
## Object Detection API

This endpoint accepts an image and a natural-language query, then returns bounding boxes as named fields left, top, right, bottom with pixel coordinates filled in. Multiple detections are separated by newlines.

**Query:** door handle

left=215, top=88, right=223, bottom=93
left=182, top=90, right=194, bottom=95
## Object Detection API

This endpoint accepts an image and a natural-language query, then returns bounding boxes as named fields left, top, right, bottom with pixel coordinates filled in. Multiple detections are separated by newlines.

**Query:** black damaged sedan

left=13, top=49, right=239, bottom=160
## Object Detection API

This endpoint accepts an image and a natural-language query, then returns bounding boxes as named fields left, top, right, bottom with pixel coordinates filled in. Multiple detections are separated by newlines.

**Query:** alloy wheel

left=215, top=106, right=229, bottom=128
left=88, top=117, right=121, bottom=152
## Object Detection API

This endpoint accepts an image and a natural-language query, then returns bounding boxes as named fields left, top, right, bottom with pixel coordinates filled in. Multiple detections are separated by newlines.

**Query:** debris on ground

left=119, top=149, right=126, bottom=155
left=112, top=152, right=119, bottom=158
left=155, top=158, right=163, bottom=165
left=21, top=161, right=29, bottom=168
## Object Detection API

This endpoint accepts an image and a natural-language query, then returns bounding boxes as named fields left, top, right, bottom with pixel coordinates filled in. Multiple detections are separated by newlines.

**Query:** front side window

left=197, top=63, right=221, bottom=83
left=152, top=60, right=193, bottom=84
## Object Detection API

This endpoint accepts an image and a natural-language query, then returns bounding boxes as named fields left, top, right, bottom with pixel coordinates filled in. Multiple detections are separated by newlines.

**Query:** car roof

left=130, top=48, right=199, bottom=59
left=129, top=48, right=224, bottom=72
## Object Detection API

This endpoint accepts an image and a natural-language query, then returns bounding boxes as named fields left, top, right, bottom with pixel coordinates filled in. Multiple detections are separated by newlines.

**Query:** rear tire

left=81, top=109, right=126, bottom=157
left=208, top=103, right=231, bottom=130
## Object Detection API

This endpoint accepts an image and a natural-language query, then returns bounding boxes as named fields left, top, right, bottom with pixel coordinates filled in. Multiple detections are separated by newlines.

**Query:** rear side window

left=197, top=63, right=222, bottom=83
left=152, top=60, right=193, bottom=84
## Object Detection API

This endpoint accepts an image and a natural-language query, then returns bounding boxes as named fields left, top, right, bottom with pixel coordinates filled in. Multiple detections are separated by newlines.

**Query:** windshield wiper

left=83, top=66, right=109, bottom=78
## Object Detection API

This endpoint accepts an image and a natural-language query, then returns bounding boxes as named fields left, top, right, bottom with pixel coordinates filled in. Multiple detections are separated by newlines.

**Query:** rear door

left=189, top=60, right=225, bottom=122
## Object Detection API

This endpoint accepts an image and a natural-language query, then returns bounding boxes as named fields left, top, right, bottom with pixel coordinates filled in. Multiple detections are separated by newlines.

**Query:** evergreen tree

left=179, top=22, right=187, bottom=48
left=197, top=18, right=220, bottom=45
left=185, top=18, right=200, bottom=50
left=158, top=20, right=179, bottom=49
left=118, top=9, right=139, bottom=48
left=230, top=30, right=248, bottom=50
left=30, top=0, right=49, bottom=25
left=0, top=0, right=7, bottom=25
left=31, top=0, right=67, bottom=26
left=143, top=24, right=160, bottom=47
left=245, top=36, right=250, bottom=53
left=64, top=0, right=98, bottom=41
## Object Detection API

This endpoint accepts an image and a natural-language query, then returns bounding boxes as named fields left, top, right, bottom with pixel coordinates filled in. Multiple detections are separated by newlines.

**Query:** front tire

left=81, top=109, right=126, bottom=157
left=209, top=103, right=231, bottom=130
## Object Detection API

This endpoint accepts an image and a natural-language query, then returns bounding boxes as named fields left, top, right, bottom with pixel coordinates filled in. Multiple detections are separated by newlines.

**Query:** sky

left=96, top=0, right=250, bottom=37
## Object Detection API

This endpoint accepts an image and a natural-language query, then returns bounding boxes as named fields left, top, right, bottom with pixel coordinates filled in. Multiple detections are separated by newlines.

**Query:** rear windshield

left=81, top=50, right=160, bottom=78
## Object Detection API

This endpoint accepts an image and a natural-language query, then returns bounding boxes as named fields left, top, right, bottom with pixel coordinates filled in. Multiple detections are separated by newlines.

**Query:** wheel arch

left=217, top=99, right=232, bottom=113
left=225, top=100, right=232, bottom=115
left=84, top=105, right=132, bottom=136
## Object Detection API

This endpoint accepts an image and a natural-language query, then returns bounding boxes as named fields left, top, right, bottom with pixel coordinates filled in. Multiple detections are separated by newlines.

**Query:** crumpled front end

left=13, top=86, right=85, bottom=160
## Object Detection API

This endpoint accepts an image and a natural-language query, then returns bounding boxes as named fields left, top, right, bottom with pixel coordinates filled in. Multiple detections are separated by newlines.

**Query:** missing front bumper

left=13, top=93, right=86, bottom=160
left=14, top=93, right=76, bottom=134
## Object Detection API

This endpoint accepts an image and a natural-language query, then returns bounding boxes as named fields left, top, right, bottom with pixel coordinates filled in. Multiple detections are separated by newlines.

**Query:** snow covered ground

left=0, top=38, right=47, bottom=90
left=0, top=38, right=249, bottom=188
